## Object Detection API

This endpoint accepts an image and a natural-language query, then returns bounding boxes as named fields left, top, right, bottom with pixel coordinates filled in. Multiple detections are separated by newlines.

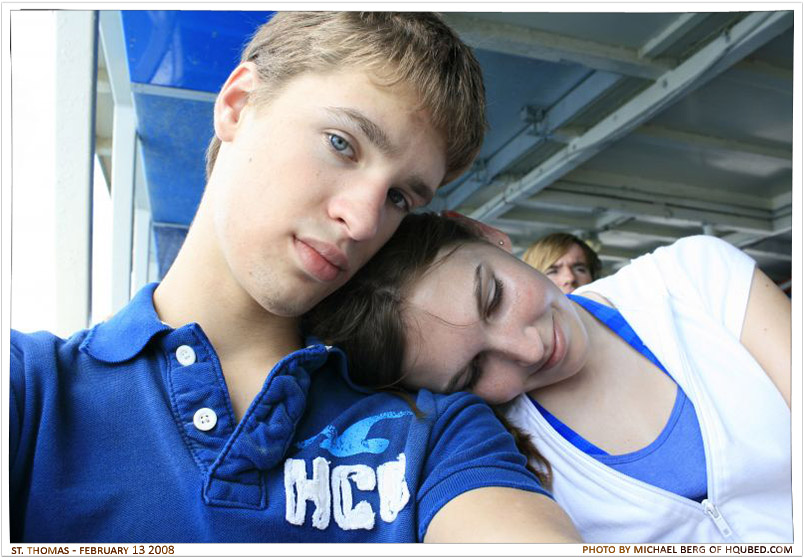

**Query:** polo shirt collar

left=303, top=336, right=375, bottom=395
left=83, top=285, right=375, bottom=387
left=81, top=282, right=171, bottom=363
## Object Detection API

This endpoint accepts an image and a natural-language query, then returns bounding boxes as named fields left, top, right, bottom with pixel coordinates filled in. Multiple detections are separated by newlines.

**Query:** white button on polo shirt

left=176, top=345, right=196, bottom=366
left=193, top=408, right=217, bottom=432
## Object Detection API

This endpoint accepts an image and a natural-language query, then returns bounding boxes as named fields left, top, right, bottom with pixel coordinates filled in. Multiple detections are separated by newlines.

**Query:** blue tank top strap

left=529, top=396, right=610, bottom=455
left=567, top=293, right=670, bottom=378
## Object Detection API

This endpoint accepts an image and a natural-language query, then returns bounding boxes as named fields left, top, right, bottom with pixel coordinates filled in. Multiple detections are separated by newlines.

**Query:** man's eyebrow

left=325, top=107, right=394, bottom=155
left=443, top=263, right=483, bottom=393
left=325, top=106, right=437, bottom=205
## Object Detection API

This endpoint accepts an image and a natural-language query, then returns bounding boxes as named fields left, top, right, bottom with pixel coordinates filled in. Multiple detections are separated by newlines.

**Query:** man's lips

left=294, top=237, right=349, bottom=282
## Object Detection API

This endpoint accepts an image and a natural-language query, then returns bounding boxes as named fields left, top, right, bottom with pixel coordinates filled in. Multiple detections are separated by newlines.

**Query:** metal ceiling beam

left=631, top=124, right=792, bottom=162
left=550, top=181, right=773, bottom=219
left=470, top=11, right=793, bottom=222
left=566, top=169, right=775, bottom=210
left=596, top=245, right=650, bottom=262
left=772, top=190, right=793, bottom=210
left=98, top=11, right=132, bottom=107
left=598, top=243, right=789, bottom=264
left=719, top=207, right=791, bottom=249
left=515, top=190, right=775, bottom=233
left=442, top=13, right=672, bottom=79
left=552, top=123, right=792, bottom=163
left=594, top=213, right=632, bottom=231
left=439, top=70, right=621, bottom=210
left=489, top=211, right=595, bottom=234
left=720, top=231, right=772, bottom=247
left=131, top=82, right=217, bottom=103
left=99, top=10, right=137, bottom=312
left=773, top=213, right=792, bottom=232
left=743, top=247, right=792, bottom=262
left=550, top=124, right=793, bottom=163
left=602, top=220, right=705, bottom=241
left=639, top=13, right=711, bottom=58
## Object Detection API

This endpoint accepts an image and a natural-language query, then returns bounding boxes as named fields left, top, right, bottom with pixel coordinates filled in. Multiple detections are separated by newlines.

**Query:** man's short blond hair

left=205, top=12, right=486, bottom=185
left=522, top=233, right=602, bottom=280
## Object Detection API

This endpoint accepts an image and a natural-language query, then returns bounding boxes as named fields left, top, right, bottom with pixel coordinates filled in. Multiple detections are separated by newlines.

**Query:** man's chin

left=260, top=289, right=337, bottom=319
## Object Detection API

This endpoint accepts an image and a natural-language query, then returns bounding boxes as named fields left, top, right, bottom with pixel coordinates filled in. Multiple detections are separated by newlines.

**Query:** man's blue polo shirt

left=10, top=283, right=547, bottom=542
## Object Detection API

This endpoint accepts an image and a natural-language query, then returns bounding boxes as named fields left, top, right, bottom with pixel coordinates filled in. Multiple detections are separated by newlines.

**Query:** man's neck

left=153, top=212, right=302, bottom=419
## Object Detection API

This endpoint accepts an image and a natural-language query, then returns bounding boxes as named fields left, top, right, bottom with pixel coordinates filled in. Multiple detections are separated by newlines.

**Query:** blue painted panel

left=153, top=224, right=189, bottom=279
left=122, top=11, right=274, bottom=91
left=134, top=92, right=212, bottom=225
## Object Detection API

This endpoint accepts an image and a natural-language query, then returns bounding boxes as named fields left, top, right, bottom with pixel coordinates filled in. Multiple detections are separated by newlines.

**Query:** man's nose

left=328, top=180, right=387, bottom=242
left=556, top=268, right=576, bottom=293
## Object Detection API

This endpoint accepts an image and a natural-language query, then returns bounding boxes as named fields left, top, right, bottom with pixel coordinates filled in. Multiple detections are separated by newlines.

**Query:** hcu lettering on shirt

left=284, top=454, right=410, bottom=530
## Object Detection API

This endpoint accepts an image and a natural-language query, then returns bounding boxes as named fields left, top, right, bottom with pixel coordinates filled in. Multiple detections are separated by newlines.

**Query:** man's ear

left=214, top=62, right=258, bottom=142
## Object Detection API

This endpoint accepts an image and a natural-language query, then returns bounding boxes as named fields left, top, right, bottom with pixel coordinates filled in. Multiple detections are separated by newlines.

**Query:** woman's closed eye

left=487, top=277, right=504, bottom=318
left=460, top=276, right=505, bottom=392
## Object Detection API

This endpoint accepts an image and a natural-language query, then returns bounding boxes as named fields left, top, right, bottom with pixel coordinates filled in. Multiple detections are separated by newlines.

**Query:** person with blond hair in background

left=523, top=233, right=602, bottom=294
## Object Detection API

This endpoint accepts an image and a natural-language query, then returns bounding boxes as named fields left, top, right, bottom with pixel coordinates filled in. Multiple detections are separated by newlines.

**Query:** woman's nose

left=496, top=325, right=545, bottom=367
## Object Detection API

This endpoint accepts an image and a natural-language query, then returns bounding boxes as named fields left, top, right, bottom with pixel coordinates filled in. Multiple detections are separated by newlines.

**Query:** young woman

left=306, top=212, right=792, bottom=543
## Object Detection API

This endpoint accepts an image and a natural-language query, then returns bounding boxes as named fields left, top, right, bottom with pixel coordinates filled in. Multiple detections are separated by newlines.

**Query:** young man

left=10, top=12, right=580, bottom=543
left=523, top=233, right=602, bottom=294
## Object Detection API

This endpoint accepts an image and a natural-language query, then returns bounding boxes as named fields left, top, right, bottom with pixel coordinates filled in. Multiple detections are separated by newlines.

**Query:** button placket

left=165, top=329, right=234, bottom=476
left=175, top=344, right=220, bottom=435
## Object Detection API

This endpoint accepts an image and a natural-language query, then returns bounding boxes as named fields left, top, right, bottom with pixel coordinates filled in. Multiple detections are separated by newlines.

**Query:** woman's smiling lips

left=541, top=313, right=566, bottom=372
left=294, top=236, right=349, bottom=282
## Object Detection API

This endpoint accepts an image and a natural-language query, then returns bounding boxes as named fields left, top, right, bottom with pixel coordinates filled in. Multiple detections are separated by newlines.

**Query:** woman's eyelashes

left=464, top=356, right=482, bottom=390
left=487, top=277, right=504, bottom=317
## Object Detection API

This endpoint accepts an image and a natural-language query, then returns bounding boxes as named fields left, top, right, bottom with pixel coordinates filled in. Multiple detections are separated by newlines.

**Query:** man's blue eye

left=329, top=134, right=350, bottom=152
